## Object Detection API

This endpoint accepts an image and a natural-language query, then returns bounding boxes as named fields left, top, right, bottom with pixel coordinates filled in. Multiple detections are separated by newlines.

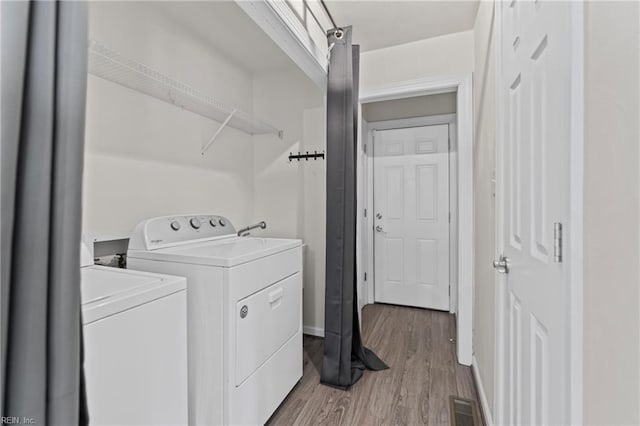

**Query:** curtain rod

left=319, top=0, right=343, bottom=38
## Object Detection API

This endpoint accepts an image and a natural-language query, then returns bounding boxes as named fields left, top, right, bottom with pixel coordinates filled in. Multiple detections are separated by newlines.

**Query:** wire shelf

left=88, top=40, right=283, bottom=138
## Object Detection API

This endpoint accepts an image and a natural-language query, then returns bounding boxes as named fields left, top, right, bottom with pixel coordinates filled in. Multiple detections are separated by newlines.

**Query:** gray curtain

left=321, top=26, right=388, bottom=390
left=1, top=1, right=89, bottom=423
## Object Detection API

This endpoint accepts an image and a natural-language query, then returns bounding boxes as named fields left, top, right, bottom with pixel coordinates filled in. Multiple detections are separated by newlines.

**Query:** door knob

left=493, top=254, right=509, bottom=274
left=375, top=225, right=384, bottom=232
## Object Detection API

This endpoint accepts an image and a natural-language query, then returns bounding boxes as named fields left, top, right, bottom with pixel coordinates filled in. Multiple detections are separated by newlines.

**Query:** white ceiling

left=324, top=0, right=480, bottom=51
left=153, top=1, right=294, bottom=73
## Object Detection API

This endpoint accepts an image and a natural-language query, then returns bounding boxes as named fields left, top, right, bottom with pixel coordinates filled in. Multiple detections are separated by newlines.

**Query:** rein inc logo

left=1, top=418, right=35, bottom=425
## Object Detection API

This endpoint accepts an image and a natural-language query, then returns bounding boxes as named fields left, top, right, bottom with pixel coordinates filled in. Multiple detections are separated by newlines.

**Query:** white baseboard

left=472, top=356, right=494, bottom=426
left=303, top=325, right=324, bottom=337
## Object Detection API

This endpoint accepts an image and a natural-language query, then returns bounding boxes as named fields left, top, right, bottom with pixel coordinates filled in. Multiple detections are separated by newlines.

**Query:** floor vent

left=449, top=396, right=481, bottom=426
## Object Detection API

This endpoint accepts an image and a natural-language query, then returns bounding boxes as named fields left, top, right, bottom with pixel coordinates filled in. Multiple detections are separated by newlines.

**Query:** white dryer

left=127, top=215, right=303, bottom=426
left=80, top=243, right=188, bottom=425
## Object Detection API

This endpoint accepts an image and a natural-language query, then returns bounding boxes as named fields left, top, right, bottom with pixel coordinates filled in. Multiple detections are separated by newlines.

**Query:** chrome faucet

left=237, top=221, right=267, bottom=236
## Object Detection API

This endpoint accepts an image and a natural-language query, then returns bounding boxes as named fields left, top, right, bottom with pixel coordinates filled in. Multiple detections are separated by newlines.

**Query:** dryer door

left=235, top=272, right=301, bottom=386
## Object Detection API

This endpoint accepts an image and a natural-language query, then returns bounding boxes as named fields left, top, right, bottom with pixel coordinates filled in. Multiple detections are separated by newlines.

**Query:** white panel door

left=373, top=125, right=450, bottom=310
left=498, top=1, right=573, bottom=424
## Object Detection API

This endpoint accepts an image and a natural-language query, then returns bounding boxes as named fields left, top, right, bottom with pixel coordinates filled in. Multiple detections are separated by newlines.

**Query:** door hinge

left=553, top=222, right=563, bottom=263
left=364, top=272, right=368, bottom=281
left=364, top=208, right=367, bottom=218
left=363, top=143, right=367, bottom=153
left=448, top=212, right=451, bottom=223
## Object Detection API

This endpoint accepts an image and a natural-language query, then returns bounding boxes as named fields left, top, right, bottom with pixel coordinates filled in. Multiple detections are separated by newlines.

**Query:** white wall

left=251, top=67, right=324, bottom=330
left=471, top=0, right=497, bottom=419
left=360, top=30, right=474, bottom=91
left=301, top=108, right=326, bottom=332
left=83, top=2, right=255, bottom=238
left=362, top=92, right=456, bottom=122
left=583, top=2, right=640, bottom=424
left=251, top=67, right=323, bottom=239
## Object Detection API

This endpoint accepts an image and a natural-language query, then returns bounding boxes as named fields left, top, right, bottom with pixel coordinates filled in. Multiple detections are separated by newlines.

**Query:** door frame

left=493, top=1, right=584, bottom=423
left=360, top=74, right=474, bottom=366
left=364, top=114, right=458, bottom=313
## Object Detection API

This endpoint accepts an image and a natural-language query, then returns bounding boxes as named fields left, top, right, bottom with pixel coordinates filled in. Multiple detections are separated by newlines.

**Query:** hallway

left=268, top=304, right=483, bottom=425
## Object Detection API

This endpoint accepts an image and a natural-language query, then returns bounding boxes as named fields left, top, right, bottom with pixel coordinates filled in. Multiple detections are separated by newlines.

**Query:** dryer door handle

left=268, top=288, right=284, bottom=304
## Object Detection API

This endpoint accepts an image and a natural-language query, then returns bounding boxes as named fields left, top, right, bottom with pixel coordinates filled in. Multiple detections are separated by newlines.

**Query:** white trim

left=303, top=325, right=324, bottom=337
left=449, top=122, right=459, bottom=315
left=493, top=1, right=506, bottom=423
left=472, top=356, right=495, bottom=426
left=455, top=75, right=474, bottom=366
left=569, top=2, right=585, bottom=424
left=358, top=117, right=372, bottom=310
left=235, top=0, right=327, bottom=90
left=365, top=113, right=456, bottom=131
left=364, top=114, right=458, bottom=314
left=360, top=74, right=475, bottom=366
left=493, top=275, right=506, bottom=425
left=360, top=75, right=466, bottom=104
left=365, top=126, right=375, bottom=305
left=356, top=105, right=366, bottom=319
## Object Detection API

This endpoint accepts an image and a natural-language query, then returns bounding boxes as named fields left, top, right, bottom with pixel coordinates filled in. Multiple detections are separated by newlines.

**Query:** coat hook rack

left=288, top=151, right=325, bottom=162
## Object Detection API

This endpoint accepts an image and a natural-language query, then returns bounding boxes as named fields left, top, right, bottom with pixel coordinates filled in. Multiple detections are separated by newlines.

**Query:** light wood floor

left=267, top=304, right=483, bottom=426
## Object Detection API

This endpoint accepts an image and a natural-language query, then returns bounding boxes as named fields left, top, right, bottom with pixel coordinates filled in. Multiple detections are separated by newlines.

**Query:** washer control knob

left=189, top=217, right=201, bottom=229
left=209, top=219, right=217, bottom=227
left=219, top=218, right=227, bottom=227
left=170, top=221, right=181, bottom=231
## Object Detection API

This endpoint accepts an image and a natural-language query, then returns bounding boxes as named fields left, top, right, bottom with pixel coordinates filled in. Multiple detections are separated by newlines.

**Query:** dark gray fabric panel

left=1, top=1, right=89, bottom=423
left=321, top=27, right=387, bottom=390
left=322, top=26, right=356, bottom=388
left=48, top=2, right=89, bottom=423
left=0, top=1, right=30, bottom=414
left=5, top=2, right=58, bottom=418
left=348, top=44, right=387, bottom=378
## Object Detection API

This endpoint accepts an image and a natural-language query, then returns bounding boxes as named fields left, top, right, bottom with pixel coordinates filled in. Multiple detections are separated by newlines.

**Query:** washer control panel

left=129, top=214, right=237, bottom=250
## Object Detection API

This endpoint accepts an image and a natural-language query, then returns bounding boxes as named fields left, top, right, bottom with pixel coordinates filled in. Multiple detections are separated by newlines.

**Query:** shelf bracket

left=201, top=109, right=237, bottom=155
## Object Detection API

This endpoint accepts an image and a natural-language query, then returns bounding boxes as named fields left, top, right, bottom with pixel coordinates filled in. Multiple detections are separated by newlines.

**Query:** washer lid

left=128, top=237, right=302, bottom=267
left=81, top=266, right=186, bottom=325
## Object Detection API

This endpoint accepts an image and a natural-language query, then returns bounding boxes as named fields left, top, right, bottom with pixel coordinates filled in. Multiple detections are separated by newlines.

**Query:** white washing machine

left=126, top=214, right=303, bottom=426
left=80, top=243, right=188, bottom=425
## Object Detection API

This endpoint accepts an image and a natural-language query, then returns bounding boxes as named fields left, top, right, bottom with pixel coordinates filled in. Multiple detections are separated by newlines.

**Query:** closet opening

left=358, top=76, right=474, bottom=366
